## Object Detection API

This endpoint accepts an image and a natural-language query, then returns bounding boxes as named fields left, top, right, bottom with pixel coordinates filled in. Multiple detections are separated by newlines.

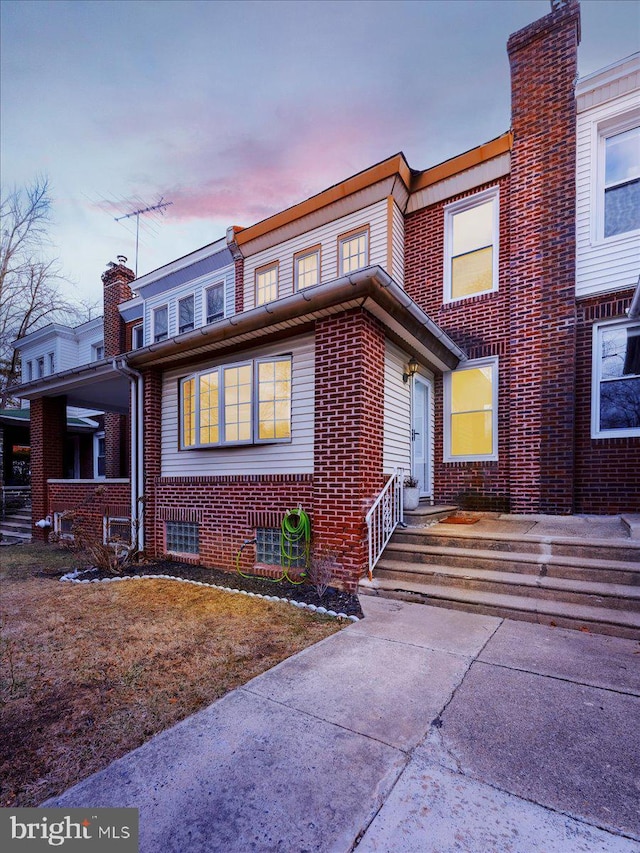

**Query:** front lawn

left=0, top=543, right=342, bottom=807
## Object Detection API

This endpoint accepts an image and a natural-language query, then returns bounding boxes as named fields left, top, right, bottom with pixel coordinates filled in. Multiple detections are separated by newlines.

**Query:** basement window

left=53, top=512, right=74, bottom=541
left=103, top=516, right=131, bottom=546
left=166, top=521, right=199, bottom=555
left=256, top=527, right=305, bottom=568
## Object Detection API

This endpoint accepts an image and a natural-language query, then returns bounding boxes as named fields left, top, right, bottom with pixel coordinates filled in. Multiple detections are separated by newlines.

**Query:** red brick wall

left=575, top=290, right=640, bottom=513
left=313, top=309, right=386, bottom=589
left=153, top=475, right=313, bottom=574
left=30, top=396, right=66, bottom=541
left=48, top=480, right=131, bottom=544
left=405, top=177, right=512, bottom=511
left=507, top=0, right=580, bottom=513
left=104, top=412, right=129, bottom=479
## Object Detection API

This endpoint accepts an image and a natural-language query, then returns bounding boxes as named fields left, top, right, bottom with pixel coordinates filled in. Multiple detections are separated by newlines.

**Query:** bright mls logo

left=0, top=808, right=138, bottom=851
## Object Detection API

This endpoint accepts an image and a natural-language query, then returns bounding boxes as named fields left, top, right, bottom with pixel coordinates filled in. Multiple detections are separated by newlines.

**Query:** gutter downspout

left=112, top=359, right=144, bottom=554
left=627, top=274, right=640, bottom=320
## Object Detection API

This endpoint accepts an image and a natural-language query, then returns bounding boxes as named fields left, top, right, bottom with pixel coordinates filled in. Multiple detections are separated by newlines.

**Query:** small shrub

left=307, top=551, right=337, bottom=599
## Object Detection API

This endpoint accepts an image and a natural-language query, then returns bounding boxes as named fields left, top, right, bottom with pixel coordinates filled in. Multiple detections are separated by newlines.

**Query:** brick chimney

left=507, top=0, right=580, bottom=513
left=102, top=256, right=135, bottom=358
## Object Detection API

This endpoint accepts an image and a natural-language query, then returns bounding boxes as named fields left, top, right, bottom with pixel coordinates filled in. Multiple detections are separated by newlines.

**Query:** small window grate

left=166, top=521, right=199, bottom=554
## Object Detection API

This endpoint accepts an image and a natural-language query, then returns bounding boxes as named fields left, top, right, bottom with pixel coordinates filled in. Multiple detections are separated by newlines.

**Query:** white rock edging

left=60, top=570, right=360, bottom=621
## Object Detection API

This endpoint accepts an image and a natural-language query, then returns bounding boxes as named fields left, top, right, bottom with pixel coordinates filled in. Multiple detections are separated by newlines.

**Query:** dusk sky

left=1, top=0, right=639, bottom=310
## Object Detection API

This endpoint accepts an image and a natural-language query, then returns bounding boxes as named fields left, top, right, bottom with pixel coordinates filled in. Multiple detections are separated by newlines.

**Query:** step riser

left=0, top=523, right=32, bottom=534
left=375, top=567, right=640, bottom=612
left=393, top=532, right=640, bottom=564
left=383, top=548, right=640, bottom=586
left=359, top=587, right=640, bottom=641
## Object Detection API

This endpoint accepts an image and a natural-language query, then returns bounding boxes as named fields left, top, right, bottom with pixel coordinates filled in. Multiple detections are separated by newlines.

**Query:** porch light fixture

left=403, top=357, right=419, bottom=383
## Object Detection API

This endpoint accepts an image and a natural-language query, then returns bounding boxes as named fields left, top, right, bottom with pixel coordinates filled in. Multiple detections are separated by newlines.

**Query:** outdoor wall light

left=403, top=357, right=419, bottom=383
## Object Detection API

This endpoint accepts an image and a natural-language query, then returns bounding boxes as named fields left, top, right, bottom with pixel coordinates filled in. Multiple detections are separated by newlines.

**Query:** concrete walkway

left=46, top=597, right=640, bottom=852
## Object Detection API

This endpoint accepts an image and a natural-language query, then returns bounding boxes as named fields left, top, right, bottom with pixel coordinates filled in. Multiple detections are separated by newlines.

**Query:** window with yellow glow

left=445, top=360, right=497, bottom=461
left=339, top=230, right=368, bottom=275
left=295, top=249, right=319, bottom=290
left=258, top=359, right=291, bottom=440
left=180, top=357, right=292, bottom=448
left=445, top=191, right=498, bottom=302
left=256, top=264, right=278, bottom=306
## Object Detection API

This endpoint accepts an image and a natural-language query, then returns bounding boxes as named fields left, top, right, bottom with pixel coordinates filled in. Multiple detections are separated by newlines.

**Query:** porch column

left=30, top=396, right=66, bottom=541
left=313, top=309, right=385, bottom=591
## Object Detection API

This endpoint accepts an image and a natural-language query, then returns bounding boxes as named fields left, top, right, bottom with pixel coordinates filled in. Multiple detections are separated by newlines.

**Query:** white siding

left=391, top=201, right=405, bottom=287
left=58, top=336, right=80, bottom=370
left=243, top=199, right=391, bottom=310
left=143, top=265, right=235, bottom=346
left=161, top=334, right=314, bottom=476
left=576, top=74, right=640, bottom=298
left=383, top=341, right=411, bottom=474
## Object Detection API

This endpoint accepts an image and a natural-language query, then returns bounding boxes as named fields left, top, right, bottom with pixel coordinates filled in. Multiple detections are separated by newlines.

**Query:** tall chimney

left=102, top=258, right=135, bottom=358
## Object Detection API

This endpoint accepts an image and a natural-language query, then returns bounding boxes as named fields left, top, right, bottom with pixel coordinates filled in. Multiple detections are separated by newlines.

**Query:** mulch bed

left=100, top=559, right=364, bottom=618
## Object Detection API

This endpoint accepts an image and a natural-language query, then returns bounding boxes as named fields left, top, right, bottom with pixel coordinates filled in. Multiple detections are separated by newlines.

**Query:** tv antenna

left=114, top=197, right=172, bottom=276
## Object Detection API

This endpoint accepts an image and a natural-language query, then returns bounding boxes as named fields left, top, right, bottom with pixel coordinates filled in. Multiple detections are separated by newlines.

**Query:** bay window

left=181, top=356, right=292, bottom=448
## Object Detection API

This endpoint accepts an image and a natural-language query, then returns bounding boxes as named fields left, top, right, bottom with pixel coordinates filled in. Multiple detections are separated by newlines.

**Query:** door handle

left=412, top=429, right=420, bottom=441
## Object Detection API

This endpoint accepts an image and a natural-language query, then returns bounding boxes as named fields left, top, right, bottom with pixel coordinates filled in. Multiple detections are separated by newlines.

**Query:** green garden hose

left=235, top=507, right=311, bottom=585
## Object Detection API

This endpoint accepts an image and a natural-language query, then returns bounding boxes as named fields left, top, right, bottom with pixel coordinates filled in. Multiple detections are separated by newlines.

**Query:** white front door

left=412, top=376, right=432, bottom=498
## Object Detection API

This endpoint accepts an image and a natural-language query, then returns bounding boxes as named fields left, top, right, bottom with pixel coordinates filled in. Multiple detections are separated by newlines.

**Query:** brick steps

left=361, top=521, right=640, bottom=639
left=0, top=504, right=32, bottom=542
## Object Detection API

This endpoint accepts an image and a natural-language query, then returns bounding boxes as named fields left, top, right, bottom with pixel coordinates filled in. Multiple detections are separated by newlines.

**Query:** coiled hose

left=236, top=507, right=311, bottom=585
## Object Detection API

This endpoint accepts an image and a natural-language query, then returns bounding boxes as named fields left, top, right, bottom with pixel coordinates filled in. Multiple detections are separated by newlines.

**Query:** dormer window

left=339, top=228, right=368, bottom=275
left=48, top=352, right=55, bottom=374
left=256, top=263, right=279, bottom=306
left=295, top=247, right=320, bottom=290
left=178, top=295, right=195, bottom=334
left=205, top=282, right=225, bottom=324
left=153, top=305, right=168, bottom=342
left=36, top=357, right=45, bottom=378
left=92, top=343, right=104, bottom=361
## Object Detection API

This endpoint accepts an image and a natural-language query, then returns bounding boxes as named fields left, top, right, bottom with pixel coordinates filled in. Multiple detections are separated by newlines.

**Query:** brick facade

left=30, top=396, right=66, bottom=541
left=575, top=290, right=640, bottom=513
left=48, top=480, right=131, bottom=544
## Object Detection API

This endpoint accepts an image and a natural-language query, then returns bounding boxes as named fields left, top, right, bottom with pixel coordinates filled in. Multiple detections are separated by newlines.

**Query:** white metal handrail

left=365, top=468, right=404, bottom=580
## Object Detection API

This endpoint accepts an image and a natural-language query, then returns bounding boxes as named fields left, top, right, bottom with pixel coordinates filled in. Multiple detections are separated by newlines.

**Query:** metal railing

left=365, top=469, right=404, bottom=580
left=1, top=485, right=31, bottom=519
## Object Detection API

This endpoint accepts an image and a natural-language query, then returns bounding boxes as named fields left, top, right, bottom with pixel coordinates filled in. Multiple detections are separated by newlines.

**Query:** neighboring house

left=15, top=0, right=640, bottom=592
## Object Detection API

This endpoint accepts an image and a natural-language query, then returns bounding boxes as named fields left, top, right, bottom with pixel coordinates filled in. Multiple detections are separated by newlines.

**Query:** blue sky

left=1, top=0, right=638, bottom=308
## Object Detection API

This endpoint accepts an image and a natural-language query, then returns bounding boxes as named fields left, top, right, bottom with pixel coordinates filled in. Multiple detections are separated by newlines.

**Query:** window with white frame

left=180, top=356, right=292, bottom=448
left=444, top=358, right=498, bottom=461
left=94, top=431, right=106, bottom=478
left=54, top=512, right=74, bottom=540
left=445, top=189, right=499, bottom=302
left=205, top=281, right=225, bottom=324
left=48, top=352, right=55, bottom=374
left=339, top=229, right=368, bottom=275
left=103, top=516, right=131, bottom=546
left=295, top=248, right=320, bottom=290
left=92, top=342, right=105, bottom=361
left=602, top=125, right=640, bottom=238
left=132, top=324, right=144, bottom=349
left=153, top=305, right=168, bottom=342
left=256, top=264, right=278, bottom=306
left=36, top=357, right=44, bottom=378
left=592, top=320, right=640, bottom=438
left=27, top=361, right=33, bottom=381
left=178, top=294, right=195, bottom=334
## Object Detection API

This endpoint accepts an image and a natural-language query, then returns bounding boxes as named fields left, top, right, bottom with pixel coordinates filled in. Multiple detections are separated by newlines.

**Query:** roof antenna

left=115, top=197, right=173, bottom=277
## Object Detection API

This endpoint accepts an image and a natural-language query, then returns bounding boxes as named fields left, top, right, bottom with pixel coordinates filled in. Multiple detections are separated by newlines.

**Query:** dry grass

left=0, top=544, right=342, bottom=807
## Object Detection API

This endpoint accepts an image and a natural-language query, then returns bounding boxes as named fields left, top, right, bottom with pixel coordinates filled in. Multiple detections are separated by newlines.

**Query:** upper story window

left=205, top=281, right=225, bottom=324
left=26, top=361, right=33, bottom=381
left=444, top=357, right=498, bottom=461
left=256, top=263, right=279, bottom=306
left=48, top=352, right=55, bottom=374
left=153, top=305, right=168, bottom=343
left=603, top=125, right=640, bottom=238
left=339, top=228, right=368, bottom=275
left=36, top=357, right=45, bottom=378
left=592, top=319, right=640, bottom=438
left=92, top=343, right=104, bottom=361
left=444, top=189, right=499, bottom=302
left=180, top=356, right=292, bottom=449
left=178, top=294, right=195, bottom=334
left=132, top=324, right=144, bottom=349
left=295, top=247, right=320, bottom=290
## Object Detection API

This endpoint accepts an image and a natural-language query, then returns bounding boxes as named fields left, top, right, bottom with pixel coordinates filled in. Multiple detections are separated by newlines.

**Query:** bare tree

left=0, top=177, right=76, bottom=406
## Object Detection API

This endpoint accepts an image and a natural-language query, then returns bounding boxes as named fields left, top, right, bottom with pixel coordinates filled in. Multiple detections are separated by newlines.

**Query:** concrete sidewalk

left=46, top=598, right=640, bottom=852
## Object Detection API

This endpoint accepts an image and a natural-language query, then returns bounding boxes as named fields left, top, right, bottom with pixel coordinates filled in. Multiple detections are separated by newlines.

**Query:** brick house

left=16, top=0, right=640, bottom=592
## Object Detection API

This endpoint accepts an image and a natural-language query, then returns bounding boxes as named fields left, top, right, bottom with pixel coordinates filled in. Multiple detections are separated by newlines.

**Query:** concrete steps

left=361, top=517, right=640, bottom=640
left=0, top=506, right=32, bottom=542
